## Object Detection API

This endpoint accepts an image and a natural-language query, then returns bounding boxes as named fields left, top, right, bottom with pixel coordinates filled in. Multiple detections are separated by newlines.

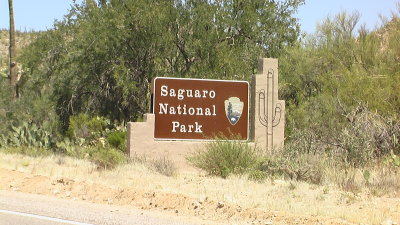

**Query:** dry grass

left=149, top=156, right=178, bottom=177
left=325, top=164, right=400, bottom=197
left=0, top=152, right=399, bottom=224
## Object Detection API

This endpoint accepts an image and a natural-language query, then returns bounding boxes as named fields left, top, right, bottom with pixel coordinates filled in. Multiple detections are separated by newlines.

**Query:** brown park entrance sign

left=153, top=77, right=249, bottom=140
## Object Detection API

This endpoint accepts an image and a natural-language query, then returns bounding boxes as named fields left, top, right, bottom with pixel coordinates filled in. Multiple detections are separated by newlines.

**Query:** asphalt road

left=0, top=190, right=201, bottom=225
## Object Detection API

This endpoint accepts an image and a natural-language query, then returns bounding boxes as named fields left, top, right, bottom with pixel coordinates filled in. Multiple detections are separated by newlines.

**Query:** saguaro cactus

left=8, top=0, right=18, bottom=99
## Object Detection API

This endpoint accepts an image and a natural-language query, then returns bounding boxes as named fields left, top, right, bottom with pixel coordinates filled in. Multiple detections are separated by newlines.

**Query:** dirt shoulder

left=0, top=153, right=399, bottom=225
left=0, top=168, right=349, bottom=225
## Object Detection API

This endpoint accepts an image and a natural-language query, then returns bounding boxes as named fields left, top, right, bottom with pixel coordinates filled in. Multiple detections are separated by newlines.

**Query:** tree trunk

left=9, top=0, right=18, bottom=100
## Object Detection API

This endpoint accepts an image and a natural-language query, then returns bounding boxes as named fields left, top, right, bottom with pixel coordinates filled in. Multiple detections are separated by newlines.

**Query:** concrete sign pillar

left=250, top=58, right=285, bottom=153
left=127, top=58, right=285, bottom=171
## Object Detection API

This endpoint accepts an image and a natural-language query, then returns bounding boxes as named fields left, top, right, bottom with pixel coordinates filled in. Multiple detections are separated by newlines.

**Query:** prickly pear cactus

left=3, top=122, right=53, bottom=148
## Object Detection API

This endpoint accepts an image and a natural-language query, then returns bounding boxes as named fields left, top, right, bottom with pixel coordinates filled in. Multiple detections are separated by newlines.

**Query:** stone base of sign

left=127, top=58, right=285, bottom=170
left=127, top=114, right=205, bottom=172
left=250, top=58, right=285, bottom=153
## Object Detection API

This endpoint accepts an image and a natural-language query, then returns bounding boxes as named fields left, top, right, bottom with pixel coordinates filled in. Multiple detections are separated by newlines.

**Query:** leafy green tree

left=279, top=10, right=400, bottom=163
left=20, top=0, right=304, bottom=130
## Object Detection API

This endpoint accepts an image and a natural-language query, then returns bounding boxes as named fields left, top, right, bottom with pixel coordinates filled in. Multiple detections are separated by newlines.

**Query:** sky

left=296, top=0, right=399, bottom=34
left=0, top=0, right=399, bottom=34
left=0, top=0, right=83, bottom=31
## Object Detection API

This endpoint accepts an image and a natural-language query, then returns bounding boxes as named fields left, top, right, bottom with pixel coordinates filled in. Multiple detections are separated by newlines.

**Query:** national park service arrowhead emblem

left=224, top=97, right=244, bottom=125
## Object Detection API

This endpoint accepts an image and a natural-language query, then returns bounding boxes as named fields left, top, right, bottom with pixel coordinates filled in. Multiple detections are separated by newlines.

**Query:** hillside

left=0, top=29, right=38, bottom=67
left=375, top=17, right=400, bottom=52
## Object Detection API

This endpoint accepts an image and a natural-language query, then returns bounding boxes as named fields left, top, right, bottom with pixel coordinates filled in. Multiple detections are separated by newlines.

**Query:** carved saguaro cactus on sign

left=251, top=58, right=285, bottom=152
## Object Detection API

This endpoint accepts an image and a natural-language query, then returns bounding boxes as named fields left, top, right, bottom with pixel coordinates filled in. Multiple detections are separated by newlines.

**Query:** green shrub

left=332, top=106, right=400, bottom=166
left=385, top=154, right=400, bottom=167
left=247, top=169, right=268, bottom=182
left=67, top=113, right=110, bottom=144
left=55, top=139, right=74, bottom=155
left=256, top=151, right=325, bottom=185
left=283, top=104, right=400, bottom=168
left=90, top=146, right=126, bottom=169
left=188, top=140, right=259, bottom=178
left=55, top=139, right=92, bottom=158
left=106, top=131, right=126, bottom=150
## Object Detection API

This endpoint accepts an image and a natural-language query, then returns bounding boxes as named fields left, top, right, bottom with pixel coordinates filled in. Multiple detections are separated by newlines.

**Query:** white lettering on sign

left=160, top=85, right=216, bottom=100
left=154, top=77, right=249, bottom=140
left=159, top=103, right=216, bottom=116
left=171, top=121, right=203, bottom=133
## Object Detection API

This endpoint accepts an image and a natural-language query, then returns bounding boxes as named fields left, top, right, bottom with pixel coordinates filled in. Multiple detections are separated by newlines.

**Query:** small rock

left=192, top=201, right=200, bottom=209
left=175, top=209, right=179, bottom=214
left=57, top=178, right=73, bottom=185
left=217, top=201, right=224, bottom=208
left=383, top=219, right=394, bottom=225
left=198, top=196, right=208, bottom=204
left=9, top=184, right=20, bottom=191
